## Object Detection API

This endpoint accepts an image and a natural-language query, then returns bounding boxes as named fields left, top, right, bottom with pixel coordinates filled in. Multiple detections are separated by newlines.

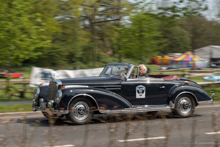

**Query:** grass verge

left=0, top=104, right=32, bottom=113
left=0, top=97, right=33, bottom=102
left=204, top=87, right=220, bottom=101
left=187, top=76, right=204, bottom=82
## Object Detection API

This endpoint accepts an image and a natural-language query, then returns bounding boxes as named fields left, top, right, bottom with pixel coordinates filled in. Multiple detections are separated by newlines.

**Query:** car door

left=145, top=78, right=171, bottom=105
left=121, top=78, right=171, bottom=106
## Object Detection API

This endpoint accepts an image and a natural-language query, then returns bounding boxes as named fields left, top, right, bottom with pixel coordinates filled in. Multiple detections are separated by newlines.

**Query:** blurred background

left=1, top=0, right=220, bottom=69
left=0, top=0, right=220, bottom=110
left=1, top=1, right=220, bottom=147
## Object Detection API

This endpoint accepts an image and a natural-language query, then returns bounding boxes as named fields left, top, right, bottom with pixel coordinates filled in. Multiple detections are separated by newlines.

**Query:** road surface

left=0, top=104, right=220, bottom=147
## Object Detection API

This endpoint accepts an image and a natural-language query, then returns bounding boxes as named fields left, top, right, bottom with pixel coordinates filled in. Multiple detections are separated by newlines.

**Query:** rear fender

left=60, top=88, right=132, bottom=111
left=169, top=86, right=211, bottom=106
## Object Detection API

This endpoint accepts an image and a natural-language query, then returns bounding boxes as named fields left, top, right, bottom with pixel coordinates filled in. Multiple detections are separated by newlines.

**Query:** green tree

left=159, top=25, right=191, bottom=54
left=180, top=15, right=220, bottom=50
left=0, top=0, right=52, bottom=66
left=117, top=6, right=165, bottom=63
left=152, top=0, right=209, bottom=54
left=51, top=18, right=89, bottom=67
left=156, top=0, right=208, bottom=24
left=29, top=0, right=87, bottom=68
left=80, top=0, right=131, bottom=67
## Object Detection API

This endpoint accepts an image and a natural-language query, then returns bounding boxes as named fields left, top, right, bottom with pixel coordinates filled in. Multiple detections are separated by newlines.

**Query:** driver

left=138, top=64, right=148, bottom=77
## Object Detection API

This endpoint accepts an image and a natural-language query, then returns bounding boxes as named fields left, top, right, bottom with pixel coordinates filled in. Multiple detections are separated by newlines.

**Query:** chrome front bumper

left=32, top=99, right=69, bottom=115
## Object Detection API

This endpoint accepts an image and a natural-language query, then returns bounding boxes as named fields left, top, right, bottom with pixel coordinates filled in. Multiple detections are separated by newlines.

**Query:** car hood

left=59, top=76, right=122, bottom=85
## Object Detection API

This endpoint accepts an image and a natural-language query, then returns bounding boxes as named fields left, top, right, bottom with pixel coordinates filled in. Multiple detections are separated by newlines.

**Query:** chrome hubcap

left=72, top=101, right=89, bottom=121
left=178, top=97, right=192, bottom=114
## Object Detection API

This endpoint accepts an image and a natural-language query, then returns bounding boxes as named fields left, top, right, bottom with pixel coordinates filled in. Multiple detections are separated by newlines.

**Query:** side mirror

left=124, top=77, right=127, bottom=81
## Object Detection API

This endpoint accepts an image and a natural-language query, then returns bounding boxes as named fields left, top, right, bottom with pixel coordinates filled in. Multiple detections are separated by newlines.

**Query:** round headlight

left=34, top=87, right=40, bottom=100
left=55, top=90, right=62, bottom=104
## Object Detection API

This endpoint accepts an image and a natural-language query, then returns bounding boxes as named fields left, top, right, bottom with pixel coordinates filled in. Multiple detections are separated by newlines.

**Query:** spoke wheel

left=178, top=97, right=192, bottom=114
left=73, top=101, right=90, bottom=121
left=172, top=94, right=195, bottom=118
left=66, top=98, right=94, bottom=125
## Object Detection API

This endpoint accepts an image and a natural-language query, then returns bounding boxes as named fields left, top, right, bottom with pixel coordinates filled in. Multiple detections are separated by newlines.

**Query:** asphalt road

left=1, top=104, right=220, bottom=147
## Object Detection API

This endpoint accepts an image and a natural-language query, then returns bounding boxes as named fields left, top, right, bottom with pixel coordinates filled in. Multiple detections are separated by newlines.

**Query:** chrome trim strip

left=197, top=100, right=213, bottom=104
left=100, top=105, right=171, bottom=114
left=174, top=91, right=199, bottom=104
left=123, top=80, right=179, bottom=85
left=106, top=88, right=121, bottom=90
left=98, top=85, right=121, bottom=87
left=90, top=85, right=121, bottom=88
left=60, top=82, right=121, bottom=85
left=132, top=104, right=168, bottom=108
left=65, top=85, right=88, bottom=88
left=67, top=94, right=100, bottom=112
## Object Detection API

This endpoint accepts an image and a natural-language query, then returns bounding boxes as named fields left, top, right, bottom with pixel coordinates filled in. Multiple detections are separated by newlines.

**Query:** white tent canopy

left=194, top=45, right=220, bottom=61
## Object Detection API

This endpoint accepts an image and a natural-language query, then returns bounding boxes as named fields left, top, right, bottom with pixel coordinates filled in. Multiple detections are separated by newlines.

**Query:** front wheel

left=66, top=98, right=94, bottom=125
left=172, top=94, right=195, bottom=118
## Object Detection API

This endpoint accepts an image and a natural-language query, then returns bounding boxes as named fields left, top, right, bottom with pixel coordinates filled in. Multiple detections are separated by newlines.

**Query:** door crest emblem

left=136, top=85, right=146, bottom=98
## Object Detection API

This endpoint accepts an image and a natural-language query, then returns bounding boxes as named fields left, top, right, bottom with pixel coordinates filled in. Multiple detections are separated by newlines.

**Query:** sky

left=128, top=0, right=220, bottom=20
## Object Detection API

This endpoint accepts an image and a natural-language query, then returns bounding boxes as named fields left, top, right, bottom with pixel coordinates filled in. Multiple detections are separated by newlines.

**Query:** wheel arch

left=174, top=92, right=198, bottom=106
left=67, top=94, right=99, bottom=111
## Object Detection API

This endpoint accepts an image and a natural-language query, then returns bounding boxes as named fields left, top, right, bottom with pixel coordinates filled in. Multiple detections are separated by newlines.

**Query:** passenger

left=119, top=66, right=130, bottom=77
left=138, top=64, right=148, bottom=77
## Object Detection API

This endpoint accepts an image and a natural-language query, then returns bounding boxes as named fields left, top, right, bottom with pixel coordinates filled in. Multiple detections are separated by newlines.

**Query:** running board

left=99, top=105, right=171, bottom=114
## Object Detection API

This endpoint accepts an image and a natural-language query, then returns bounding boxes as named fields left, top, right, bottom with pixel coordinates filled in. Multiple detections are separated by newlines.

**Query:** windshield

left=100, top=64, right=132, bottom=78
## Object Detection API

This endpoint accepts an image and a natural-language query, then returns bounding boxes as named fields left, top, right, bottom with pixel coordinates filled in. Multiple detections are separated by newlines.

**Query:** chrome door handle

left=160, top=86, right=165, bottom=89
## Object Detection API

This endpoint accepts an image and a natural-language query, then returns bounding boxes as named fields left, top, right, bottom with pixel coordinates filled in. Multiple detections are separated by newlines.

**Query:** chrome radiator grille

left=47, top=81, right=58, bottom=101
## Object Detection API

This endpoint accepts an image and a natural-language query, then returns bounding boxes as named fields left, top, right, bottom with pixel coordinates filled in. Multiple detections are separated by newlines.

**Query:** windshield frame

left=99, top=63, right=134, bottom=79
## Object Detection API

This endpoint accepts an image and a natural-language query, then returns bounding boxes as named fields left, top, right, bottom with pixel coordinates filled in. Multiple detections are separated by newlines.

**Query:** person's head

left=139, top=64, right=147, bottom=75
left=125, top=66, right=130, bottom=73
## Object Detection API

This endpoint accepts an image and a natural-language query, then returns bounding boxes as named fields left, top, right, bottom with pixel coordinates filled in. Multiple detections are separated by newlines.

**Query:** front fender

left=169, top=86, right=211, bottom=105
left=60, top=87, right=132, bottom=111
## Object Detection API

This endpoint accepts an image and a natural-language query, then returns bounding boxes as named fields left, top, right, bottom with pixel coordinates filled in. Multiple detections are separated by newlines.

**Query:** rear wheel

left=66, top=98, right=94, bottom=124
left=172, top=94, right=195, bottom=117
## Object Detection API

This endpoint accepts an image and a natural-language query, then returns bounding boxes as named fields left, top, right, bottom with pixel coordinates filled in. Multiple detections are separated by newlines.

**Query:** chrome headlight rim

left=34, top=87, right=40, bottom=100
left=55, top=89, right=62, bottom=104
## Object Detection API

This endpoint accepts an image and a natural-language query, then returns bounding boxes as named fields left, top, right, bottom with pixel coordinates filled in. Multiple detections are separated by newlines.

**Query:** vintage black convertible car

left=33, top=63, right=214, bottom=124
